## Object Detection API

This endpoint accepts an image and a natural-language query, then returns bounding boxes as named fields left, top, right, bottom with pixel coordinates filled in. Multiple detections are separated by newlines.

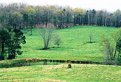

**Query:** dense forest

left=0, top=3, right=121, bottom=29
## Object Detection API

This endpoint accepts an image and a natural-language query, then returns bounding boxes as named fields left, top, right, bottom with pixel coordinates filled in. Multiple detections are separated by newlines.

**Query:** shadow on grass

left=82, top=41, right=96, bottom=46
left=34, top=46, right=74, bottom=51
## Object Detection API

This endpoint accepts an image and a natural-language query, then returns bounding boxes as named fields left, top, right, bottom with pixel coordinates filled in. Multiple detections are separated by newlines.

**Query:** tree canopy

left=0, top=3, right=121, bottom=29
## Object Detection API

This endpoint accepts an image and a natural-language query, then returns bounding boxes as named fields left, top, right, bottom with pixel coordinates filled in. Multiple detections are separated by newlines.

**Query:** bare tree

left=101, top=36, right=115, bottom=64
left=39, top=23, right=55, bottom=50
left=101, top=32, right=121, bottom=65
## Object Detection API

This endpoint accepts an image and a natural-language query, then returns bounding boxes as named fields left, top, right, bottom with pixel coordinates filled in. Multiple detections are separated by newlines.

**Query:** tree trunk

left=0, top=42, right=5, bottom=60
left=30, top=26, right=33, bottom=36
left=43, top=43, right=48, bottom=50
left=7, top=50, right=16, bottom=59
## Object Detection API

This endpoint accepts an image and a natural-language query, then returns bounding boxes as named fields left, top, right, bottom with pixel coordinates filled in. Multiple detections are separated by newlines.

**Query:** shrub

left=88, top=33, right=95, bottom=43
left=53, top=35, right=62, bottom=48
left=67, top=63, right=72, bottom=68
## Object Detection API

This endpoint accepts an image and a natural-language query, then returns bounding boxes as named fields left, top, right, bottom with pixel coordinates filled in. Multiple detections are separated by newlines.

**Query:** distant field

left=0, top=64, right=121, bottom=82
left=18, top=26, right=117, bottom=62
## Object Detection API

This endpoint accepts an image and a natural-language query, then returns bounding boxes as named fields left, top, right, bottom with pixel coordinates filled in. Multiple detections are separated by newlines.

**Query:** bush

left=88, top=33, right=95, bottom=43
left=67, top=63, right=72, bottom=68
left=53, top=35, right=62, bottom=48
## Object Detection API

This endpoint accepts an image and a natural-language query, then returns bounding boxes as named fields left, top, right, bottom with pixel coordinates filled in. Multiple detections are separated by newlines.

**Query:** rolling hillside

left=18, top=26, right=117, bottom=62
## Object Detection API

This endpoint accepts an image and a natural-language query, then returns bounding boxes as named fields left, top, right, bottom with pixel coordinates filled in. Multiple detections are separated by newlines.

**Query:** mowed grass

left=0, top=64, right=121, bottom=82
left=18, top=26, right=117, bottom=62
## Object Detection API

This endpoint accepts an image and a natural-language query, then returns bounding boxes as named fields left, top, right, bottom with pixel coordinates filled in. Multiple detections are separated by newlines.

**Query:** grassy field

left=0, top=64, right=121, bottom=82
left=0, top=26, right=120, bottom=82
left=18, top=26, right=117, bottom=62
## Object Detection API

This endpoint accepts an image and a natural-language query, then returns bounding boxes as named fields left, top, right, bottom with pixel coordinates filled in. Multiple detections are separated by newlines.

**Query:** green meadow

left=0, top=64, right=121, bottom=82
left=18, top=26, right=117, bottom=62
left=1, top=26, right=120, bottom=82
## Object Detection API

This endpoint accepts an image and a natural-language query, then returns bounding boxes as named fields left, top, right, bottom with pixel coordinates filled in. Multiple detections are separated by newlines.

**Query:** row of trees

left=0, top=3, right=121, bottom=31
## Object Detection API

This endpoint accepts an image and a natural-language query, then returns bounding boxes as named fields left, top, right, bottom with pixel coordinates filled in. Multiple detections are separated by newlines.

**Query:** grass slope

left=0, top=64, right=121, bottom=82
left=18, top=26, right=117, bottom=62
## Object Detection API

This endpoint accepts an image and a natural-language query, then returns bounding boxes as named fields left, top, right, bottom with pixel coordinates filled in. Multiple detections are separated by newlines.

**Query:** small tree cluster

left=102, top=29, right=121, bottom=65
left=7, top=29, right=26, bottom=59
left=0, top=27, right=26, bottom=60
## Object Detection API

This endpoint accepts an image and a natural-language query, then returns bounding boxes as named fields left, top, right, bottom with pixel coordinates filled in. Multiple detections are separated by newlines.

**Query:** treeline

left=0, top=3, right=121, bottom=30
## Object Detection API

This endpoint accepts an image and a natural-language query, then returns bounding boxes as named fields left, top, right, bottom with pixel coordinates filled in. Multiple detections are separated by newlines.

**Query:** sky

left=0, top=0, right=121, bottom=12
